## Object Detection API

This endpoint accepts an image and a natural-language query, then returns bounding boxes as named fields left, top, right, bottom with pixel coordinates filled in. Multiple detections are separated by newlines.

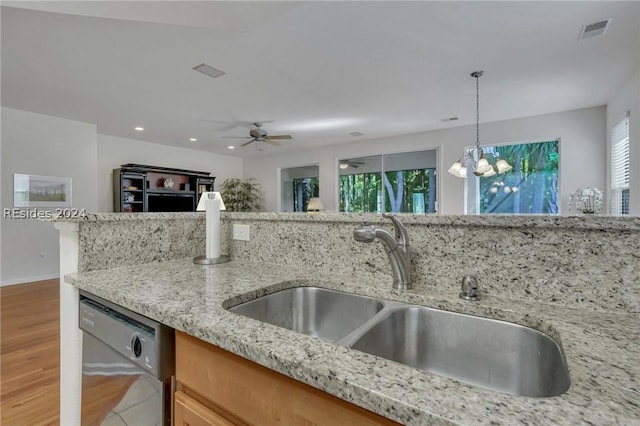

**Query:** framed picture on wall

left=13, top=174, right=72, bottom=207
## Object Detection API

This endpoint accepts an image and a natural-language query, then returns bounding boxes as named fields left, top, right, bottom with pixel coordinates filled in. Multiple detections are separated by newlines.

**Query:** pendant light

left=448, top=71, right=512, bottom=178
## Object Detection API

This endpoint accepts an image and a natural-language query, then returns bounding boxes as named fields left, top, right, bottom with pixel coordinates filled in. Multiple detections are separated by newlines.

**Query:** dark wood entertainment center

left=113, top=164, right=215, bottom=212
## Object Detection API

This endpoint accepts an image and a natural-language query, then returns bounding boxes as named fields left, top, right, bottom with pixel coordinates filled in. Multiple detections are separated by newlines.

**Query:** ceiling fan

left=224, top=122, right=292, bottom=148
left=339, top=159, right=365, bottom=169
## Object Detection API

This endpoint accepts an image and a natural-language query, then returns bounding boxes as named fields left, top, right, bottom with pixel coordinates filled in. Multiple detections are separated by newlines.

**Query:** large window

left=610, top=114, right=630, bottom=216
left=339, top=150, right=437, bottom=213
left=466, top=140, right=559, bottom=214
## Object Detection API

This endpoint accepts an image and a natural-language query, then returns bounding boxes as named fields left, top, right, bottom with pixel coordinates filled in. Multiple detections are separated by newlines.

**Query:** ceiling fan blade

left=223, top=136, right=251, bottom=139
left=240, top=139, right=256, bottom=147
left=264, top=139, right=282, bottom=146
left=266, top=135, right=292, bottom=140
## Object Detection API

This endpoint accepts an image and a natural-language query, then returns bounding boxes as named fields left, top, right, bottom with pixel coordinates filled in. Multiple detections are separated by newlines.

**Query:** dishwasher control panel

left=79, top=291, right=175, bottom=380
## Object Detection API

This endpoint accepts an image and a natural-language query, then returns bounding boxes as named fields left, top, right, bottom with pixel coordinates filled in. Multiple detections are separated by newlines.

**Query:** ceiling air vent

left=579, top=18, right=612, bottom=40
left=193, top=63, right=226, bottom=79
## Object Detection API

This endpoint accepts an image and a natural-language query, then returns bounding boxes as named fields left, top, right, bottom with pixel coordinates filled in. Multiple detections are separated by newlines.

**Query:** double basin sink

left=228, top=286, right=570, bottom=397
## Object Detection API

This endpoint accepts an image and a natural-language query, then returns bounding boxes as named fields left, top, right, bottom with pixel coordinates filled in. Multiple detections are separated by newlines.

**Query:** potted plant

left=219, top=178, right=261, bottom=212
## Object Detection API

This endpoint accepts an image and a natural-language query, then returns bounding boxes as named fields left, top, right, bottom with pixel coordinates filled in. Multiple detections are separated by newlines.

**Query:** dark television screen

left=147, top=194, right=194, bottom=212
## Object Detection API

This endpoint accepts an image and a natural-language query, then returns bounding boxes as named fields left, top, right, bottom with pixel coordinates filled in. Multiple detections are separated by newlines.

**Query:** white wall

left=97, top=135, right=243, bottom=212
left=245, top=106, right=606, bottom=214
left=607, top=68, right=639, bottom=215
left=1, top=107, right=98, bottom=285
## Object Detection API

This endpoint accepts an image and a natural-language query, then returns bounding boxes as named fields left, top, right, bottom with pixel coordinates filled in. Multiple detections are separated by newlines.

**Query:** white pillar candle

left=205, top=197, right=221, bottom=259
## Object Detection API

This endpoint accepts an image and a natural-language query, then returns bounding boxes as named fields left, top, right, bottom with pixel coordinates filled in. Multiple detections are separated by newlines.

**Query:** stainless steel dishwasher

left=79, top=291, right=175, bottom=426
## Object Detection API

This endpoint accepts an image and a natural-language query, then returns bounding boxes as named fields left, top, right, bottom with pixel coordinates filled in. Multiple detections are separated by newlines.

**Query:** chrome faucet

left=353, top=213, right=411, bottom=290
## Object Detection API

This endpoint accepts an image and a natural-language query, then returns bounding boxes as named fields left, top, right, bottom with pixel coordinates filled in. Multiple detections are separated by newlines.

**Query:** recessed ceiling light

left=349, top=132, right=364, bottom=137
left=193, top=63, right=226, bottom=79
left=134, top=126, right=144, bottom=131
left=227, top=146, right=235, bottom=149
left=189, top=138, right=198, bottom=142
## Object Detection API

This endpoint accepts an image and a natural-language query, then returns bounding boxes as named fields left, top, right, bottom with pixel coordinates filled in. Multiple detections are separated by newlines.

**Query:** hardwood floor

left=1, top=279, right=60, bottom=426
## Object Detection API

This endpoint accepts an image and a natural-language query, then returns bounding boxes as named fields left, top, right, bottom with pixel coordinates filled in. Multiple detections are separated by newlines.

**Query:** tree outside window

left=281, top=165, right=319, bottom=212
left=293, top=177, right=319, bottom=212
left=466, top=140, right=559, bottom=214
left=339, top=150, right=437, bottom=214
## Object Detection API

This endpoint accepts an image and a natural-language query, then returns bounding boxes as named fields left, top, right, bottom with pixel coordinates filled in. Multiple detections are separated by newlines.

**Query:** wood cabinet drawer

left=175, top=331, right=399, bottom=426
left=175, top=391, right=235, bottom=426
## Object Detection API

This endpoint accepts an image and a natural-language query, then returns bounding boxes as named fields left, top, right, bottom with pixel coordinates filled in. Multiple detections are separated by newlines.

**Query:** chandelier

left=448, top=71, right=512, bottom=178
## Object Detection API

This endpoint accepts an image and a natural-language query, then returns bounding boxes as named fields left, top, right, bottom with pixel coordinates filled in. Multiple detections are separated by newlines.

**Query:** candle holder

left=193, top=254, right=230, bottom=265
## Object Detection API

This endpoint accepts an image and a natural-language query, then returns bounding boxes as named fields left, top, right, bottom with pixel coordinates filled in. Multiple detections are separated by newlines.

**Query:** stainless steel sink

left=228, top=287, right=570, bottom=397
left=349, top=306, right=571, bottom=397
left=229, top=287, right=384, bottom=342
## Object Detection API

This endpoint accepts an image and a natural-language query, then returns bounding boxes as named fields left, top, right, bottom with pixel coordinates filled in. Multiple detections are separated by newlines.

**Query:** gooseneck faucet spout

left=353, top=213, right=411, bottom=290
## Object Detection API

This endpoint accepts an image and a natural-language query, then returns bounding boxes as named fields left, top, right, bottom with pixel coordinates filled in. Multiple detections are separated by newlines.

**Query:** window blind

left=610, top=113, right=630, bottom=215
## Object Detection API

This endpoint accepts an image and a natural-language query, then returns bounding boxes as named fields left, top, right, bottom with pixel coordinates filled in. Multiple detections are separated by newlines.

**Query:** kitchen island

left=66, top=257, right=640, bottom=425
left=54, top=212, right=640, bottom=425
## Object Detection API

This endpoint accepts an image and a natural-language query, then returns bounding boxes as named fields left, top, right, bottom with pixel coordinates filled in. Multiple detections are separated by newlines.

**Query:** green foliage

left=479, top=141, right=559, bottom=214
left=339, top=169, right=436, bottom=213
left=219, top=178, right=261, bottom=212
left=339, top=172, right=382, bottom=212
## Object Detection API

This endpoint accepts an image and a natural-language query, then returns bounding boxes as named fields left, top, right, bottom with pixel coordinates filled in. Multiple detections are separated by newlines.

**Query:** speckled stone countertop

left=52, top=211, right=640, bottom=231
left=66, top=258, right=640, bottom=425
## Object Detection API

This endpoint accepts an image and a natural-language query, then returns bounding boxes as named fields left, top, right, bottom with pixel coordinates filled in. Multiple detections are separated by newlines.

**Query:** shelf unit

left=113, top=164, right=214, bottom=212
left=114, top=171, right=146, bottom=213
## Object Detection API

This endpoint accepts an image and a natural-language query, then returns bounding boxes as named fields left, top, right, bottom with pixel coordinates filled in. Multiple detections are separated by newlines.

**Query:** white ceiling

left=2, top=1, right=639, bottom=158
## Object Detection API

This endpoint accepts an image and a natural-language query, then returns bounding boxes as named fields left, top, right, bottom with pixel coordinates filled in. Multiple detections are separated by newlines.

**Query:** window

left=292, top=177, right=319, bottom=212
left=466, top=140, right=559, bottom=214
left=280, top=165, right=319, bottom=212
left=610, top=114, right=630, bottom=216
left=339, top=150, right=437, bottom=213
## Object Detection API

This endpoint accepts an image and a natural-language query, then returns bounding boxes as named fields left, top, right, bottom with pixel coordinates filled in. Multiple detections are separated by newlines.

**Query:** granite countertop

left=52, top=211, right=640, bottom=231
left=66, top=258, right=640, bottom=425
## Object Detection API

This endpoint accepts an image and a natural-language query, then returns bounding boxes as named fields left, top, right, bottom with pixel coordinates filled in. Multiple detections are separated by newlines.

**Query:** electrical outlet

left=232, top=224, right=250, bottom=241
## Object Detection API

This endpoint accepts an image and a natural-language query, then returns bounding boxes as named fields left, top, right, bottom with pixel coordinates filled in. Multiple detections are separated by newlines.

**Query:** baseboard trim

left=1, top=273, right=60, bottom=287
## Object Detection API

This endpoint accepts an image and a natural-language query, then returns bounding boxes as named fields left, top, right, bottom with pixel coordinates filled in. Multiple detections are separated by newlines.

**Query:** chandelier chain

left=476, top=73, right=480, bottom=151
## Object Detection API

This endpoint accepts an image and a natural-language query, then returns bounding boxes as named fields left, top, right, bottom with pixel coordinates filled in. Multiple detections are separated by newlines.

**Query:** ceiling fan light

left=339, top=163, right=349, bottom=170
left=496, top=159, right=513, bottom=174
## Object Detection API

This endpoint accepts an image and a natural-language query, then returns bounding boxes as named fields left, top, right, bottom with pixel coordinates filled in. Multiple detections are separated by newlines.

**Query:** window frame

left=610, top=112, right=630, bottom=216
left=336, top=147, right=439, bottom=214
left=464, top=139, right=560, bottom=215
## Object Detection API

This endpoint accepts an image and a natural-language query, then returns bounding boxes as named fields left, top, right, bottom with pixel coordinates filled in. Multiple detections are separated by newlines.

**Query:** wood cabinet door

left=176, top=331, right=400, bottom=426
left=174, top=391, right=235, bottom=426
